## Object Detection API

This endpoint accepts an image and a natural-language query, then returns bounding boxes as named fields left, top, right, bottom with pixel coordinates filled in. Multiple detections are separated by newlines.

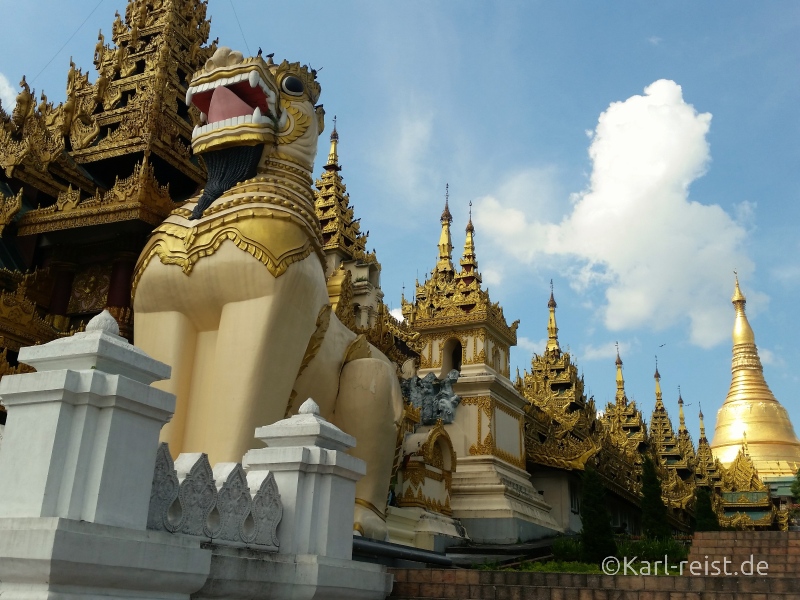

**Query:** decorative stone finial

left=299, top=398, right=320, bottom=415
left=86, top=309, right=120, bottom=336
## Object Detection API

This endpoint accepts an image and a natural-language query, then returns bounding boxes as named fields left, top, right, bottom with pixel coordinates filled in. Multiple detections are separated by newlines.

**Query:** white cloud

left=759, top=347, right=784, bottom=367
left=648, top=36, right=663, bottom=46
left=390, top=307, right=405, bottom=322
left=475, top=80, right=753, bottom=348
left=0, top=73, right=15, bottom=111
left=582, top=340, right=632, bottom=361
left=518, top=336, right=547, bottom=355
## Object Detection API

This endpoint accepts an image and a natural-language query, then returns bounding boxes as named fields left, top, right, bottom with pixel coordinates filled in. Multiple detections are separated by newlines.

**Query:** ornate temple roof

left=600, top=347, right=648, bottom=456
left=314, top=119, right=376, bottom=266
left=402, top=192, right=518, bottom=347
left=695, top=407, right=723, bottom=489
left=648, top=365, right=694, bottom=477
left=1, top=0, right=216, bottom=236
left=710, top=277, right=800, bottom=476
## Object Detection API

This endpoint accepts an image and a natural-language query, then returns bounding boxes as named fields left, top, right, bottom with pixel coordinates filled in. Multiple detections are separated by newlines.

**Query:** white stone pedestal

left=0, top=311, right=212, bottom=599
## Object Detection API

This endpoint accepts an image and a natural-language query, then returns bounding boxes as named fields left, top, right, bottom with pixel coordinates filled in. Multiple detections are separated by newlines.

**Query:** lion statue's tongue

left=208, top=86, right=254, bottom=124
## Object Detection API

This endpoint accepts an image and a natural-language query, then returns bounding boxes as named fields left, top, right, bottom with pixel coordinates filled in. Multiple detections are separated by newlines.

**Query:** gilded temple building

left=710, top=278, right=800, bottom=478
left=0, top=0, right=218, bottom=427
left=401, top=198, right=559, bottom=543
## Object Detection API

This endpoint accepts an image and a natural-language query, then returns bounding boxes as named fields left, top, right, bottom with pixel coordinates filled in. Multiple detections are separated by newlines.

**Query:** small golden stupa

left=710, top=277, right=800, bottom=476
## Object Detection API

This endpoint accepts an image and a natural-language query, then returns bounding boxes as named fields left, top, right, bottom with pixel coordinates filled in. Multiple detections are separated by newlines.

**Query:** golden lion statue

left=132, top=47, right=402, bottom=540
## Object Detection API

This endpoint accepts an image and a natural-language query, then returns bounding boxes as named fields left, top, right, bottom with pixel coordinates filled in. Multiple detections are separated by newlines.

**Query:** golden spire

left=710, top=275, right=800, bottom=475
left=614, top=342, right=625, bottom=405
left=459, top=201, right=479, bottom=272
left=654, top=358, right=663, bottom=410
left=731, top=273, right=755, bottom=346
left=677, top=388, right=687, bottom=434
left=546, top=280, right=560, bottom=354
left=699, top=405, right=706, bottom=440
left=314, top=123, right=374, bottom=264
left=325, top=115, right=340, bottom=172
left=436, top=184, right=454, bottom=273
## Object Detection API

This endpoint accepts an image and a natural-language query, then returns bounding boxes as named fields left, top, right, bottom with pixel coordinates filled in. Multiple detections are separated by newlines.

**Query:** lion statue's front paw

left=354, top=500, right=389, bottom=542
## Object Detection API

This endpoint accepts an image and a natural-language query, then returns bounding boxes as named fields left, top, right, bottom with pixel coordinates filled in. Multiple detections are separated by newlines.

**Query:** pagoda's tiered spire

left=676, top=390, right=696, bottom=465
left=614, top=344, right=625, bottom=405
left=435, top=185, right=455, bottom=275
left=325, top=116, right=340, bottom=171
left=654, top=361, right=664, bottom=410
left=648, top=365, right=694, bottom=477
left=458, top=202, right=479, bottom=274
left=601, top=347, right=647, bottom=457
left=402, top=191, right=518, bottom=376
left=545, top=281, right=560, bottom=355
left=314, top=124, right=375, bottom=266
left=710, top=276, right=800, bottom=475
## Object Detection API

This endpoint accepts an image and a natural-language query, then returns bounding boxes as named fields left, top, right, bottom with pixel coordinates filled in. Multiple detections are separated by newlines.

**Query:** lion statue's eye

left=282, top=76, right=304, bottom=96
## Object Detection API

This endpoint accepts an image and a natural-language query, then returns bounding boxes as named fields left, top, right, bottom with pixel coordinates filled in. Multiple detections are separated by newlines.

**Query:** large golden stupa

left=710, top=277, right=800, bottom=476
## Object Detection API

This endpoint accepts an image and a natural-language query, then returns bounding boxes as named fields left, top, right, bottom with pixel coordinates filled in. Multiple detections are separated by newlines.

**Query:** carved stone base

left=449, top=455, right=561, bottom=543
left=386, top=506, right=469, bottom=552
left=192, top=546, right=393, bottom=600
left=0, top=517, right=211, bottom=599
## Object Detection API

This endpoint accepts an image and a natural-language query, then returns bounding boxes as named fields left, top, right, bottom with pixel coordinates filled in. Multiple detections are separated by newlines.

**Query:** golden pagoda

left=710, top=277, right=800, bottom=476
left=401, top=189, right=519, bottom=377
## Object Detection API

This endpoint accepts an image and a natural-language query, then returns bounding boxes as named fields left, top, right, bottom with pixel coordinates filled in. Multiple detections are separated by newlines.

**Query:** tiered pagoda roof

left=314, top=119, right=376, bottom=267
left=600, top=348, right=648, bottom=457
left=402, top=191, right=518, bottom=375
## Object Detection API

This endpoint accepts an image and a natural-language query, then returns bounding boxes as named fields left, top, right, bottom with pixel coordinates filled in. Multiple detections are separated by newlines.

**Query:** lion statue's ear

left=315, top=105, right=325, bottom=135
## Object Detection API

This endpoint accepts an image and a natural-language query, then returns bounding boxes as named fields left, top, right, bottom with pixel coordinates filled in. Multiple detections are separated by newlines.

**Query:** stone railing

left=147, top=444, right=282, bottom=550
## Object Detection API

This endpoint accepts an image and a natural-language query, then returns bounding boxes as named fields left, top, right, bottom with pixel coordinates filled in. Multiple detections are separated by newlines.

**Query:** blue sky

left=1, top=1, right=799, bottom=448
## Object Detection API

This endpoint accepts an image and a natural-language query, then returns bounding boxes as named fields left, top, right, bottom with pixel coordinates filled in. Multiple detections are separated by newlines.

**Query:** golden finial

left=466, top=200, right=474, bottom=233
left=732, top=270, right=745, bottom=304
left=546, top=281, right=560, bottom=354
left=654, top=356, right=663, bottom=408
left=435, top=184, right=454, bottom=272
left=615, top=342, right=626, bottom=405
left=730, top=273, right=754, bottom=345
left=325, top=115, right=340, bottom=171
left=677, top=386, right=687, bottom=433
left=441, top=183, right=452, bottom=223
left=698, top=402, right=706, bottom=439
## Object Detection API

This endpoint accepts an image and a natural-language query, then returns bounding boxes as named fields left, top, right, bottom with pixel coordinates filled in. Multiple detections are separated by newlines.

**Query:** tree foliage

left=641, top=456, right=671, bottom=539
left=693, top=487, right=720, bottom=532
left=579, top=464, right=617, bottom=563
left=791, top=469, right=800, bottom=502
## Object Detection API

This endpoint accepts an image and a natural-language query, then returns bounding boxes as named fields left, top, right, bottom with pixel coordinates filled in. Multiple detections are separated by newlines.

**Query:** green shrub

left=515, top=560, right=602, bottom=574
left=641, top=457, right=671, bottom=540
left=579, top=464, right=617, bottom=562
left=616, top=537, right=688, bottom=563
left=693, top=487, right=720, bottom=532
left=551, top=536, right=582, bottom=562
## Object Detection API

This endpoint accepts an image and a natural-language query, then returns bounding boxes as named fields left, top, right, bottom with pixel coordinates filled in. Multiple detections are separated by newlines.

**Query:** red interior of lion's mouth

left=191, top=80, right=270, bottom=124
left=207, top=86, right=254, bottom=123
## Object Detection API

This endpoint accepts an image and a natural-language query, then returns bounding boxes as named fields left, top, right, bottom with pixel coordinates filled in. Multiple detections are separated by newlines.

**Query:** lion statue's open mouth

left=185, top=48, right=279, bottom=219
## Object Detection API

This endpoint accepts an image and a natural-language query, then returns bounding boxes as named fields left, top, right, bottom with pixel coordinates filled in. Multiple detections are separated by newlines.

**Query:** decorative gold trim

left=286, top=304, right=332, bottom=417
left=355, top=498, right=386, bottom=521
